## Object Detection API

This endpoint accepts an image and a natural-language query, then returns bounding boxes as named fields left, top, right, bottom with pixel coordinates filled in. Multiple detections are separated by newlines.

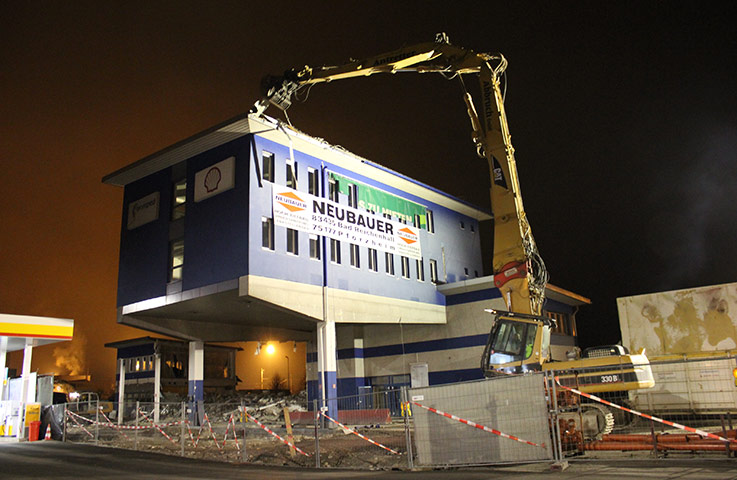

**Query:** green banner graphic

left=329, top=172, right=427, bottom=228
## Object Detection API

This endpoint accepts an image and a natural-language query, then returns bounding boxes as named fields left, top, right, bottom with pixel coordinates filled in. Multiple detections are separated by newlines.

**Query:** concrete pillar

left=188, top=341, right=204, bottom=425
left=18, top=339, right=34, bottom=438
left=0, top=336, right=7, bottom=401
left=117, top=358, right=125, bottom=425
left=317, top=320, right=337, bottom=419
left=153, top=354, right=161, bottom=423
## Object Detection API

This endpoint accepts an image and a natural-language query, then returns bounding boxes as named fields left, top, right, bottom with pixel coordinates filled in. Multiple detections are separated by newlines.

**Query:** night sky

left=2, top=2, right=736, bottom=390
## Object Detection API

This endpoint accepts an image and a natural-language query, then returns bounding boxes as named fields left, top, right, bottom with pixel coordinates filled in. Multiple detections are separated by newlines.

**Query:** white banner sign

left=272, top=186, right=421, bottom=259
left=195, top=156, right=235, bottom=202
left=127, top=191, right=160, bottom=230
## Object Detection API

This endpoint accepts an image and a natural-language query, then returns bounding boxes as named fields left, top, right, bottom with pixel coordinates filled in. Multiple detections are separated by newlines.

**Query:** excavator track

left=580, top=402, right=615, bottom=439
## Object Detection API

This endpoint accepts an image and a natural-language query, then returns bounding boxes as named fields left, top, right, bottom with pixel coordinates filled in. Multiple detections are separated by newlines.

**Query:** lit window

left=330, top=239, right=341, bottom=264
left=416, top=258, right=425, bottom=281
left=348, top=184, right=358, bottom=208
left=308, top=167, right=319, bottom=196
left=262, top=217, right=274, bottom=250
left=429, top=259, right=438, bottom=283
left=385, top=252, right=394, bottom=276
left=169, top=239, right=184, bottom=282
left=287, top=228, right=299, bottom=255
left=262, top=151, right=274, bottom=182
left=286, top=159, right=298, bottom=189
left=171, top=179, right=186, bottom=220
left=368, top=248, right=378, bottom=272
left=350, top=244, right=360, bottom=268
left=309, top=234, right=321, bottom=260
left=401, top=256, right=410, bottom=279
left=426, top=209, right=434, bottom=233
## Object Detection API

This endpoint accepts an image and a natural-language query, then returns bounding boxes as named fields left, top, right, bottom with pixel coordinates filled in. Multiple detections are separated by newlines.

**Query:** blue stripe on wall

left=445, top=287, right=502, bottom=306
left=307, top=333, right=489, bottom=363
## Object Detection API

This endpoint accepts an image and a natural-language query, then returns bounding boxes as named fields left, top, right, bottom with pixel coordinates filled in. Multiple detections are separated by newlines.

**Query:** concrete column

left=117, top=358, right=125, bottom=425
left=18, top=339, right=34, bottom=438
left=153, top=354, right=161, bottom=423
left=0, top=336, right=7, bottom=401
left=188, top=341, right=204, bottom=425
left=317, top=320, right=337, bottom=419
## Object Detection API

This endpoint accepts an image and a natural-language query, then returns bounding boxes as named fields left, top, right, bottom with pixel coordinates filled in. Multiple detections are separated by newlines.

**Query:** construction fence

left=56, top=355, right=737, bottom=469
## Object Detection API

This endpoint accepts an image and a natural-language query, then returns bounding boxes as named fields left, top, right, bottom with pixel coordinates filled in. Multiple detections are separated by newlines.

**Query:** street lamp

left=284, top=355, right=291, bottom=393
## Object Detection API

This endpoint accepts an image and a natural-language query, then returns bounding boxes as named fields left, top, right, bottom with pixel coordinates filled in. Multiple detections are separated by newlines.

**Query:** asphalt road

left=2, top=441, right=736, bottom=479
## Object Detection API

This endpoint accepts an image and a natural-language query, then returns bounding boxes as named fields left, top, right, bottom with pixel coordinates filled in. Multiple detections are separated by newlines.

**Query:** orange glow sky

left=2, top=4, right=736, bottom=392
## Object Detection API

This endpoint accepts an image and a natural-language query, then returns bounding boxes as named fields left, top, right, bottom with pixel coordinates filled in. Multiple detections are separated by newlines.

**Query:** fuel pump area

left=0, top=313, right=74, bottom=441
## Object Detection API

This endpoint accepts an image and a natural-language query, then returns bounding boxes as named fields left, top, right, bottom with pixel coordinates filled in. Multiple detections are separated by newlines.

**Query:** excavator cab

left=481, top=310, right=553, bottom=375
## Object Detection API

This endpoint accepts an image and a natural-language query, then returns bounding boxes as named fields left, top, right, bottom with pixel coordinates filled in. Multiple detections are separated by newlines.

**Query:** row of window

left=124, top=355, right=156, bottom=373
left=261, top=218, right=444, bottom=282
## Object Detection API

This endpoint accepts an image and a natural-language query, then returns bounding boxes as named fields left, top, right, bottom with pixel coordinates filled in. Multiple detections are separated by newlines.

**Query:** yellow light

left=266, top=344, right=275, bottom=355
left=733, top=367, right=737, bottom=378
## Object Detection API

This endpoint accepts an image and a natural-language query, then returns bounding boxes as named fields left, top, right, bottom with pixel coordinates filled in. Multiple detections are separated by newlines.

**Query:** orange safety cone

left=44, top=424, right=52, bottom=441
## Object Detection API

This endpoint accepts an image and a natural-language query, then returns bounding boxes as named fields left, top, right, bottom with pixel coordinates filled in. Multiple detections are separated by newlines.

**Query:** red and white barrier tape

left=553, top=376, right=735, bottom=444
left=138, top=408, right=178, bottom=445
left=66, top=409, right=183, bottom=431
left=202, top=413, right=223, bottom=452
left=65, top=410, right=94, bottom=438
left=410, top=401, right=546, bottom=449
left=244, top=410, right=311, bottom=457
left=319, top=412, right=399, bottom=455
left=98, top=408, right=130, bottom=440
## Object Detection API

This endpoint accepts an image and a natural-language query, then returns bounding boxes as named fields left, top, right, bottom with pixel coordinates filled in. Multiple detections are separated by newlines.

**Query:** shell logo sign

left=194, top=156, right=235, bottom=202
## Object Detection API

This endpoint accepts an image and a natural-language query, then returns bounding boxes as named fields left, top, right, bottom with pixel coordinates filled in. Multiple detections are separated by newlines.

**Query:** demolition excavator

left=252, top=33, right=654, bottom=437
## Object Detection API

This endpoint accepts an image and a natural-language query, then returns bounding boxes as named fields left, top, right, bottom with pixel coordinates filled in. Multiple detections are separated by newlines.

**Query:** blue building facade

left=104, top=113, right=585, bottom=406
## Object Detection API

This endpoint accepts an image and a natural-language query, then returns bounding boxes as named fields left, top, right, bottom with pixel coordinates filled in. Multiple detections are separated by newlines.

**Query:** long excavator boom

left=252, top=33, right=548, bottom=317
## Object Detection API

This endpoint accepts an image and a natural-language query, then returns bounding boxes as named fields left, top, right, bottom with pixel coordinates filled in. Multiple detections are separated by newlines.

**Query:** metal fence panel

left=410, top=375, right=552, bottom=466
left=549, top=356, right=737, bottom=458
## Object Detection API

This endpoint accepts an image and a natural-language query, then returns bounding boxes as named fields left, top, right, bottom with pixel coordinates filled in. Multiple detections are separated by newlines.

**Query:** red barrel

left=28, top=421, right=41, bottom=442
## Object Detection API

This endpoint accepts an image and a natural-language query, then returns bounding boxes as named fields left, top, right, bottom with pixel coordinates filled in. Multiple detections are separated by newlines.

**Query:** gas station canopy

left=0, top=314, right=74, bottom=351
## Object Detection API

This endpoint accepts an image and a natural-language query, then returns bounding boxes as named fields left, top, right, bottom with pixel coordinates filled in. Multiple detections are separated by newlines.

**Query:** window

left=546, top=311, right=575, bottom=336
left=416, top=258, right=425, bottom=281
left=491, top=320, right=535, bottom=359
left=385, top=252, right=395, bottom=275
left=348, top=184, right=358, bottom=207
left=368, top=248, right=378, bottom=272
left=261, top=217, right=274, bottom=250
left=429, top=259, right=438, bottom=283
left=460, top=220, right=465, bottom=230
left=169, top=239, right=184, bottom=282
left=474, top=270, right=479, bottom=277
left=309, top=234, right=321, bottom=260
left=329, top=178, right=339, bottom=201
left=426, top=209, right=434, bottom=233
left=308, top=167, right=319, bottom=196
left=413, top=214, right=421, bottom=228
left=262, top=151, right=274, bottom=182
left=464, top=267, right=469, bottom=277
left=470, top=223, right=475, bottom=233
left=286, top=228, right=299, bottom=255
left=350, top=244, right=360, bottom=268
left=171, top=179, right=186, bottom=220
left=286, top=159, right=298, bottom=189
left=330, top=238, right=341, bottom=264
left=401, top=256, right=410, bottom=279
